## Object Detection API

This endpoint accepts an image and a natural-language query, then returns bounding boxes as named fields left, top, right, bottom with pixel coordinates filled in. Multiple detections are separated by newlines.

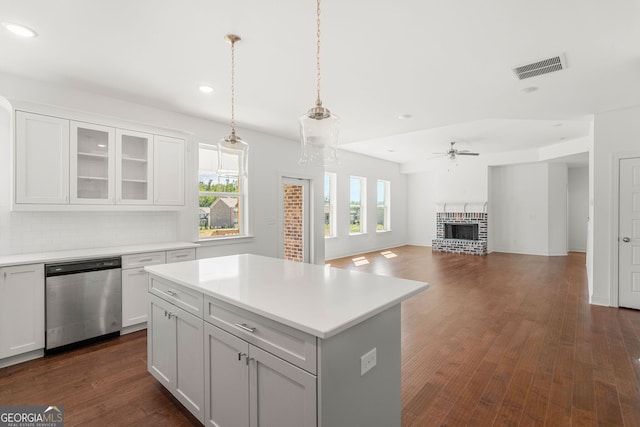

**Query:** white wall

left=548, top=163, right=568, bottom=256
left=406, top=170, right=438, bottom=246
left=592, top=105, right=640, bottom=306
left=490, top=163, right=550, bottom=255
left=0, top=72, right=405, bottom=263
left=568, top=167, right=588, bottom=252
left=324, top=151, right=408, bottom=260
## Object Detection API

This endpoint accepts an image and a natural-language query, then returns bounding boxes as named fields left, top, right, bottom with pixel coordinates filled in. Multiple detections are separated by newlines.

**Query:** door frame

left=278, top=173, right=315, bottom=263
left=610, top=152, right=640, bottom=307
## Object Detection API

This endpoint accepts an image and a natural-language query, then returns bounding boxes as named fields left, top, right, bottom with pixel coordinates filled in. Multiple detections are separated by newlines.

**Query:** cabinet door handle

left=238, top=352, right=248, bottom=361
left=246, top=356, right=254, bottom=366
left=167, top=311, right=175, bottom=320
left=235, top=323, right=256, bottom=333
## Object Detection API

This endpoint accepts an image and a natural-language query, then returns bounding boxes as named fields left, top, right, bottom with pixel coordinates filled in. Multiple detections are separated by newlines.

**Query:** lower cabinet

left=0, top=264, right=45, bottom=360
left=148, top=294, right=204, bottom=422
left=204, top=323, right=317, bottom=427
left=122, top=248, right=194, bottom=330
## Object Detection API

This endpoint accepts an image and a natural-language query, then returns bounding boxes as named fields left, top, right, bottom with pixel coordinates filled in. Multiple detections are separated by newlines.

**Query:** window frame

left=324, top=173, right=337, bottom=238
left=198, top=143, right=248, bottom=241
left=349, top=175, right=367, bottom=235
left=377, top=179, right=391, bottom=232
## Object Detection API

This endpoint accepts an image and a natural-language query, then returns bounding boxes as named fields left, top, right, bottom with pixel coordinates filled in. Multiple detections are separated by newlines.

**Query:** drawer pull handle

left=165, top=290, right=178, bottom=297
left=139, top=258, right=153, bottom=262
left=175, top=254, right=189, bottom=258
left=235, top=323, right=256, bottom=333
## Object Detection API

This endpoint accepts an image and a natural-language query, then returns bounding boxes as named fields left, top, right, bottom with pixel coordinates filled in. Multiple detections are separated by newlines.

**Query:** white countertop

left=145, top=254, right=429, bottom=339
left=0, top=242, right=199, bottom=267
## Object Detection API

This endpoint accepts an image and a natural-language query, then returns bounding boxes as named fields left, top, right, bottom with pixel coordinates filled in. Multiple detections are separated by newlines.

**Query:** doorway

left=280, top=177, right=311, bottom=263
left=618, top=157, right=640, bottom=309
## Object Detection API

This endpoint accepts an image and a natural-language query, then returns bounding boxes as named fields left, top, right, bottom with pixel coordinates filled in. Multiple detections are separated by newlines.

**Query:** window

left=349, top=176, right=366, bottom=234
left=198, top=144, right=247, bottom=239
left=377, top=180, right=391, bottom=232
left=324, top=173, right=336, bottom=237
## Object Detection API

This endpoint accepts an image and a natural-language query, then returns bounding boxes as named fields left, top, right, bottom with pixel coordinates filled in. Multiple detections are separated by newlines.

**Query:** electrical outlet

left=360, top=348, right=377, bottom=376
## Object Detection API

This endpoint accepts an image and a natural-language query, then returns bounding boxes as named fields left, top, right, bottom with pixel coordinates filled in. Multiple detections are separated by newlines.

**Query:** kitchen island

left=145, top=254, right=428, bottom=427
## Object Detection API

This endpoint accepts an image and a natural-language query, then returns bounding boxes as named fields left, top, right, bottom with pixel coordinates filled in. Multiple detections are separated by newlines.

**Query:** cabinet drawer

left=149, top=276, right=203, bottom=318
left=166, top=248, right=196, bottom=264
left=204, top=297, right=317, bottom=374
left=122, top=251, right=166, bottom=269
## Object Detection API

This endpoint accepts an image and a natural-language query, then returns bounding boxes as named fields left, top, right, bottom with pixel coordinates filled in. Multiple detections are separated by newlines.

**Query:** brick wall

left=283, top=184, right=303, bottom=262
left=432, top=212, right=488, bottom=255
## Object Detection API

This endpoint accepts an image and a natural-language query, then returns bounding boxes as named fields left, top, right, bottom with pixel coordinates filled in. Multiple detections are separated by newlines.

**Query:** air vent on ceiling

left=512, top=53, right=567, bottom=80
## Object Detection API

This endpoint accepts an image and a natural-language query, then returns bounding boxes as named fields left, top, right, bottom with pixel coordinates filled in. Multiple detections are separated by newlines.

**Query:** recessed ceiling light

left=520, top=86, right=538, bottom=94
left=2, top=22, right=37, bottom=38
left=397, top=114, right=412, bottom=120
left=387, top=149, right=397, bottom=153
left=553, top=123, right=564, bottom=127
left=199, top=85, right=214, bottom=94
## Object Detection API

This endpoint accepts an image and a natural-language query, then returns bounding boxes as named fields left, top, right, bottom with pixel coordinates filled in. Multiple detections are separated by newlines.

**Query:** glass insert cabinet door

left=116, top=129, right=153, bottom=204
left=70, top=121, right=115, bottom=204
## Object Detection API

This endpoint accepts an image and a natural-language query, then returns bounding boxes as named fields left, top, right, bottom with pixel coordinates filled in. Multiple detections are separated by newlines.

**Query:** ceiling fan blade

left=456, top=152, right=479, bottom=156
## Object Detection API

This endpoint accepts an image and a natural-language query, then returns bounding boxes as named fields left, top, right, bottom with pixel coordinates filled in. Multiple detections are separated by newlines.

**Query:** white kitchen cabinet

left=250, top=345, right=316, bottom=427
left=15, top=111, right=70, bottom=204
left=148, top=294, right=204, bottom=423
left=122, top=249, right=194, bottom=330
left=12, top=104, right=187, bottom=210
left=0, top=264, right=45, bottom=359
left=116, top=129, right=153, bottom=204
left=205, top=323, right=250, bottom=427
left=70, top=121, right=116, bottom=204
left=204, top=323, right=315, bottom=427
left=153, top=135, right=185, bottom=206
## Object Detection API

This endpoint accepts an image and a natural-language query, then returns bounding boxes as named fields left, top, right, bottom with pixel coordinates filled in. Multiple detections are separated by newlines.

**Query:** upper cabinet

left=153, top=135, right=185, bottom=206
left=117, top=129, right=154, bottom=205
left=13, top=108, right=185, bottom=210
left=15, top=112, right=70, bottom=204
left=70, top=121, right=116, bottom=204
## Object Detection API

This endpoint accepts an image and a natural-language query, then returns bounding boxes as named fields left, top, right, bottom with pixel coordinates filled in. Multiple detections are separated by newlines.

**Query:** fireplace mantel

left=435, top=201, right=487, bottom=213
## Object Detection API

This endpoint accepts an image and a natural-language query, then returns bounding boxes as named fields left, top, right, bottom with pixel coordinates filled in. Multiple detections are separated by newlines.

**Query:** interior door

left=619, top=157, right=640, bottom=309
left=280, top=178, right=310, bottom=263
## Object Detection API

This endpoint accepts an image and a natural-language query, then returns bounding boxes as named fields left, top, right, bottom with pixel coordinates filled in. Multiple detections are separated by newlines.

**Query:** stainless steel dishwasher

left=45, top=257, right=122, bottom=351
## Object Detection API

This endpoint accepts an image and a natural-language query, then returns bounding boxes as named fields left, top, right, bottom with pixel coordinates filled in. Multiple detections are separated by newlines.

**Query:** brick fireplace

left=432, top=202, right=488, bottom=255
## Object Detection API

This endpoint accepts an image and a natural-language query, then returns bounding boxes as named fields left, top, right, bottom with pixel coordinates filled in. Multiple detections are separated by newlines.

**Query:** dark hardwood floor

left=1, top=246, right=639, bottom=426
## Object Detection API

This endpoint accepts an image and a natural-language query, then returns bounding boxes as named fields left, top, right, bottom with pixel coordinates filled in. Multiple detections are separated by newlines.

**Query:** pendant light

left=217, top=34, right=249, bottom=177
left=299, top=0, right=339, bottom=167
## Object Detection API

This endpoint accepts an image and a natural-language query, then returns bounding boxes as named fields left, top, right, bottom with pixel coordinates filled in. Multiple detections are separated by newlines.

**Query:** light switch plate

left=360, top=347, right=377, bottom=376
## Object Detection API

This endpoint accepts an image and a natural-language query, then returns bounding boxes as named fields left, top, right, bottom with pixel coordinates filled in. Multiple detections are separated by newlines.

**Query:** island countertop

left=145, top=253, right=428, bottom=339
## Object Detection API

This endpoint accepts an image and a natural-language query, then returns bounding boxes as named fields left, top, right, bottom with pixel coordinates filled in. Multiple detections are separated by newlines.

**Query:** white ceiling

left=2, top=1, right=639, bottom=166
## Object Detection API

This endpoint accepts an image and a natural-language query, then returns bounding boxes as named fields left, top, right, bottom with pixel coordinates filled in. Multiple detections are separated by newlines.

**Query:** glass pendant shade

left=217, top=135, right=249, bottom=177
left=299, top=109, right=340, bottom=166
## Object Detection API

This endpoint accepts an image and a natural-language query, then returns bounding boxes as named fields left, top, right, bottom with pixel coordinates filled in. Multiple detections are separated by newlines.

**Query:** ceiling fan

left=432, top=141, right=480, bottom=160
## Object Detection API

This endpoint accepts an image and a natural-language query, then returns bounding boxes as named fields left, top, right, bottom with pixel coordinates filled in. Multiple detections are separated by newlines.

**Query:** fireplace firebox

left=444, top=223, right=479, bottom=240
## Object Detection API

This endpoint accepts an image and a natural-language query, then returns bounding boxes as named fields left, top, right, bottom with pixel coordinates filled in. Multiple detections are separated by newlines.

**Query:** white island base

left=145, top=254, right=428, bottom=427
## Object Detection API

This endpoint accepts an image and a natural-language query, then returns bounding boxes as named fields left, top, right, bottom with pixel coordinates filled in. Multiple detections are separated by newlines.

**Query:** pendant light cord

left=315, top=0, right=322, bottom=107
left=230, top=37, right=237, bottom=137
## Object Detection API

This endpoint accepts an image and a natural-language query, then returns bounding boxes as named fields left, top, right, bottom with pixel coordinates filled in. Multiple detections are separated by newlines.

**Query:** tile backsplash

left=0, top=210, right=178, bottom=255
